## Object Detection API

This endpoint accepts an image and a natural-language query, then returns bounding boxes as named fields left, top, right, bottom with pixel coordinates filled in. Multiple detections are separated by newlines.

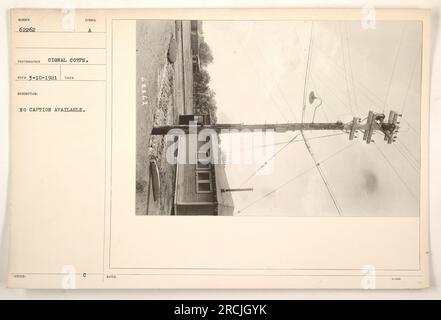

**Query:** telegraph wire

left=396, top=137, right=419, bottom=163
left=301, top=22, right=343, bottom=216
left=340, top=22, right=356, bottom=117
left=311, top=71, right=354, bottom=117
left=400, top=50, right=419, bottom=115
left=236, top=142, right=356, bottom=214
left=238, top=132, right=301, bottom=188
left=223, top=132, right=346, bottom=154
left=255, top=41, right=299, bottom=122
left=374, top=143, right=418, bottom=201
left=312, top=44, right=419, bottom=137
left=345, top=23, right=360, bottom=116
left=238, top=35, right=293, bottom=123
left=394, top=143, right=419, bottom=172
left=383, top=25, right=406, bottom=113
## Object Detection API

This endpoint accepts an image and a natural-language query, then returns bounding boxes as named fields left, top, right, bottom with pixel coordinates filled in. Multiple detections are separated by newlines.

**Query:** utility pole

left=152, top=110, right=402, bottom=144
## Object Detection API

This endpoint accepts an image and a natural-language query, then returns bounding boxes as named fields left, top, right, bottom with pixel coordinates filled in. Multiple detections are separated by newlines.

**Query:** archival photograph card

left=7, top=8, right=430, bottom=289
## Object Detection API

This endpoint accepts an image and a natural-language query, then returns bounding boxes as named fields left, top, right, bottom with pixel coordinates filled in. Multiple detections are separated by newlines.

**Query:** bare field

left=136, top=20, right=177, bottom=215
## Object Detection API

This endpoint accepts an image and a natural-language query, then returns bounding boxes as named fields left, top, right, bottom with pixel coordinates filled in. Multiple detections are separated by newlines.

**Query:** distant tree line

left=193, top=36, right=218, bottom=124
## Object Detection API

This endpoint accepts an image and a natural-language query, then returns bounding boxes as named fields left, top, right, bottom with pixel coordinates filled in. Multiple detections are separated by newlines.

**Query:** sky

left=203, top=20, right=422, bottom=217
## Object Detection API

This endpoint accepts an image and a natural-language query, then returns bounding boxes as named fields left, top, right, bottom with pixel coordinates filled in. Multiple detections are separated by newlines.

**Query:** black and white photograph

left=136, top=19, right=421, bottom=217
left=5, top=6, right=435, bottom=293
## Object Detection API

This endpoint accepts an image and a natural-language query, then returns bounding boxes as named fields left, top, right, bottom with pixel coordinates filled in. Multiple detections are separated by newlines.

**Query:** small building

left=178, top=114, right=211, bottom=126
left=174, top=116, right=234, bottom=216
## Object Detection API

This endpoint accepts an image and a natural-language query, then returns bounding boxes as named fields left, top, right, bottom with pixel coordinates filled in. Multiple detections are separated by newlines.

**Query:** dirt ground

left=135, top=20, right=177, bottom=216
